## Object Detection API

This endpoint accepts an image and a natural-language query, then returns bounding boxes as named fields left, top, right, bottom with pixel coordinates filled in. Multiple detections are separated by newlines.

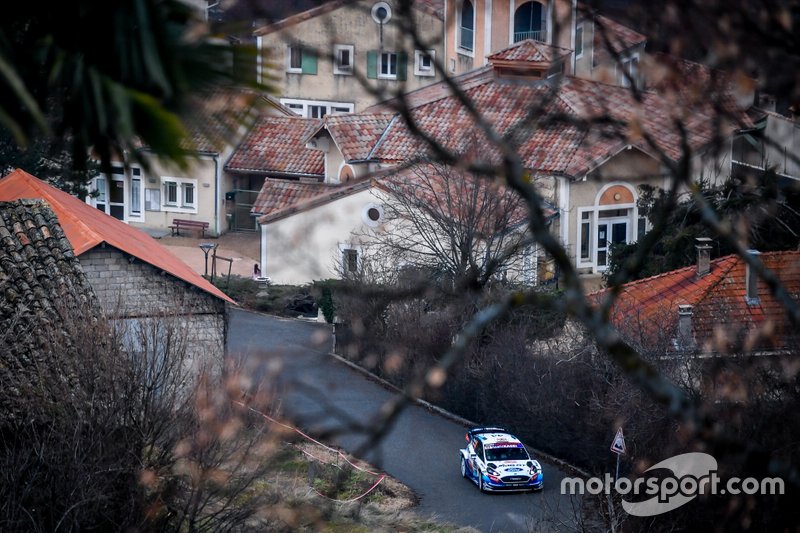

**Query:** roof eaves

left=258, top=179, right=373, bottom=225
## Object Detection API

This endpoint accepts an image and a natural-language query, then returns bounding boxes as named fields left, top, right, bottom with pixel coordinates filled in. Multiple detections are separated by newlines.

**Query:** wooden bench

left=169, top=218, right=209, bottom=237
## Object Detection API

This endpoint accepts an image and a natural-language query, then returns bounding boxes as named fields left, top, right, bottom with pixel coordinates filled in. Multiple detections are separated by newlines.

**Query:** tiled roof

left=226, top=116, right=324, bottom=177
left=0, top=169, right=235, bottom=305
left=592, top=14, right=646, bottom=67
left=315, top=114, right=396, bottom=162
left=0, top=199, right=99, bottom=424
left=339, top=66, right=750, bottom=178
left=595, top=252, right=800, bottom=353
left=258, top=178, right=374, bottom=224
left=487, top=39, right=573, bottom=63
left=182, top=88, right=267, bottom=153
left=251, top=178, right=330, bottom=216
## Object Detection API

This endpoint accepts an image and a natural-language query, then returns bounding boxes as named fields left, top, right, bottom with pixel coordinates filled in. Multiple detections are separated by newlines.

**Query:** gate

left=227, top=189, right=260, bottom=232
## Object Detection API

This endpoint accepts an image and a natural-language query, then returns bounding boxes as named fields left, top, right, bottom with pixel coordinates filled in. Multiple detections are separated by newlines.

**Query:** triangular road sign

left=610, top=427, right=626, bottom=455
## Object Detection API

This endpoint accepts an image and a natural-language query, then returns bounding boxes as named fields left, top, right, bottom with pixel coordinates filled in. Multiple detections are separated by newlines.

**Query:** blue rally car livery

left=459, top=427, right=543, bottom=492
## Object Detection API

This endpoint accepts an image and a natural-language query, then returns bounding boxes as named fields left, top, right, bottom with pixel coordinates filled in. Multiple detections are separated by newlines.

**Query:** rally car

left=459, top=427, right=543, bottom=492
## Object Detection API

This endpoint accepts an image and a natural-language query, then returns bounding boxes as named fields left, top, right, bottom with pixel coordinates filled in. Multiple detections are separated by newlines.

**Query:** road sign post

left=610, top=427, right=626, bottom=482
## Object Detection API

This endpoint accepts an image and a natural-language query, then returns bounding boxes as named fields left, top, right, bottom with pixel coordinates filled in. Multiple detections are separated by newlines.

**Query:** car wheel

left=478, top=472, right=486, bottom=492
left=461, top=457, right=468, bottom=478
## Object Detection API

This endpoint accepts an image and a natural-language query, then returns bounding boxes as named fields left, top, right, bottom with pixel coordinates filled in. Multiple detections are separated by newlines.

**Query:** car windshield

left=485, top=446, right=529, bottom=462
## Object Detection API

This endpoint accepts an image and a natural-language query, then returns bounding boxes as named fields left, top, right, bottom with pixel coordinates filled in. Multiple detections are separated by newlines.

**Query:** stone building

left=0, top=169, right=235, bottom=368
left=0, top=199, right=99, bottom=424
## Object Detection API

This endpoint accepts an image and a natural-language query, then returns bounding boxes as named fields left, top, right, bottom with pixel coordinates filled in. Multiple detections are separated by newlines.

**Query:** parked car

left=459, top=427, right=543, bottom=492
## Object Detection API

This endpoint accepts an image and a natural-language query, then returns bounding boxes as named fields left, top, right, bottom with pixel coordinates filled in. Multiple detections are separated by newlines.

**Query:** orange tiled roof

left=596, top=252, right=800, bottom=353
left=331, top=56, right=751, bottom=177
left=315, top=114, right=396, bottom=162
left=226, top=116, right=324, bottom=177
left=0, top=169, right=235, bottom=305
left=251, top=178, right=331, bottom=216
left=487, top=39, right=573, bottom=64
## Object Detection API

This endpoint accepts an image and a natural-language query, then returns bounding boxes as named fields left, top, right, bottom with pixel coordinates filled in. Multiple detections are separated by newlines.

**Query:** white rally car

left=459, top=427, right=543, bottom=492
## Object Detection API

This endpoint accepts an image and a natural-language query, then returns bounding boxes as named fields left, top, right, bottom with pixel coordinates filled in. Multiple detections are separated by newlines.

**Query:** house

left=253, top=0, right=447, bottom=117
left=593, top=241, right=800, bottom=356
left=83, top=90, right=293, bottom=235
left=249, top=0, right=646, bottom=113
left=295, top=42, right=752, bottom=279
left=0, top=199, right=100, bottom=424
left=0, top=169, right=235, bottom=366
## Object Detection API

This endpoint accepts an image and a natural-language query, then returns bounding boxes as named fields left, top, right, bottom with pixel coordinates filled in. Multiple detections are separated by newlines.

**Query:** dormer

left=487, top=39, right=571, bottom=79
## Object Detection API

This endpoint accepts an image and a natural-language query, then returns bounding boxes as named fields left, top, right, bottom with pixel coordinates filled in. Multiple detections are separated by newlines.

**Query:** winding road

left=228, top=309, right=580, bottom=532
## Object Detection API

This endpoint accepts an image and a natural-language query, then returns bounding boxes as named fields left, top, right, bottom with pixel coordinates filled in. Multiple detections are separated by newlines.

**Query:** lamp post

left=199, top=243, right=216, bottom=278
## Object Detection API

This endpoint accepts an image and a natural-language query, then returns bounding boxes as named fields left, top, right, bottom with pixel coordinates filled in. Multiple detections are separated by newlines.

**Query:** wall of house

left=563, top=150, right=663, bottom=272
left=79, top=245, right=227, bottom=368
left=261, top=188, right=382, bottom=284
left=128, top=155, right=221, bottom=236
left=259, top=0, right=444, bottom=113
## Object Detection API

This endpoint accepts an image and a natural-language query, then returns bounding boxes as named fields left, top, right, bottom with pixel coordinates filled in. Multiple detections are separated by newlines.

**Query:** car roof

left=471, top=429, right=524, bottom=449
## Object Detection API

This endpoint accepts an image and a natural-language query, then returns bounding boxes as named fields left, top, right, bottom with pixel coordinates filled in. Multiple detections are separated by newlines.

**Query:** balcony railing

left=514, top=30, right=545, bottom=43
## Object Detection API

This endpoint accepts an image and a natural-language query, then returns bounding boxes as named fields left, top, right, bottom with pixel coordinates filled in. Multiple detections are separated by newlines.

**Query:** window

left=459, top=0, right=475, bottom=52
left=379, top=51, right=398, bottom=78
left=165, top=181, right=178, bottom=205
left=580, top=211, right=591, bottom=261
left=162, top=177, right=198, bottom=212
left=183, top=182, right=195, bottom=207
left=131, top=176, right=141, bottom=215
left=287, top=45, right=317, bottom=74
left=414, top=49, right=435, bottom=77
left=288, top=46, right=302, bottom=72
left=575, top=23, right=584, bottom=58
left=145, top=188, right=161, bottom=211
left=620, top=55, right=639, bottom=88
left=280, top=98, right=354, bottom=118
left=513, top=1, right=545, bottom=43
left=362, top=203, right=384, bottom=227
left=367, top=50, right=407, bottom=80
left=333, top=44, right=354, bottom=75
left=343, top=248, right=358, bottom=273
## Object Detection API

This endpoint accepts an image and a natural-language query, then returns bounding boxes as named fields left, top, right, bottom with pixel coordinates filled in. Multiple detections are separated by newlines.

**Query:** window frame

left=414, top=49, right=435, bottom=77
left=458, top=0, right=475, bottom=55
left=333, top=44, right=355, bottom=75
left=378, top=51, right=398, bottom=79
left=279, top=98, right=354, bottom=118
left=161, top=177, right=199, bottom=214
left=575, top=23, right=584, bottom=58
left=287, top=45, right=303, bottom=73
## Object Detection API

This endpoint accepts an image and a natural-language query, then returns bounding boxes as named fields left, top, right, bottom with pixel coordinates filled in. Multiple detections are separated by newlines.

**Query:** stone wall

left=79, top=244, right=227, bottom=368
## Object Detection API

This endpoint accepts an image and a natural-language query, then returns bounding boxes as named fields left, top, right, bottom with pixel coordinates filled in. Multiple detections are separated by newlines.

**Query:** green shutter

left=396, top=51, right=408, bottom=81
left=301, top=48, right=317, bottom=75
left=367, top=50, right=378, bottom=79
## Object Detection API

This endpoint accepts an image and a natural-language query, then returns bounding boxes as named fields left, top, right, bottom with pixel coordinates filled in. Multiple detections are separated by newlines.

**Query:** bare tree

left=355, top=162, right=537, bottom=288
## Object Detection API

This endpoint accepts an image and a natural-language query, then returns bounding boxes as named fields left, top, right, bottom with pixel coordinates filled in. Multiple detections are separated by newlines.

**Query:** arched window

left=459, top=0, right=474, bottom=51
left=514, top=1, right=545, bottom=43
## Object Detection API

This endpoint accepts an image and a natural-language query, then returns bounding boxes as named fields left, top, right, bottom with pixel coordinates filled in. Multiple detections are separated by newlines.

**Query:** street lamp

left=199, top=243, right=216, bottom=278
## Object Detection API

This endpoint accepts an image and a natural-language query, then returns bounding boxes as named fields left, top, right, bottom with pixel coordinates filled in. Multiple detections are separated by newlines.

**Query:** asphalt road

left=228, top=309, right=580, bottom=532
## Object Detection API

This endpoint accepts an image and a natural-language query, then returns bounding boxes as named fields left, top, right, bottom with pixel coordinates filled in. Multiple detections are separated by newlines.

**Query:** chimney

left=695, top=237, right=712, bottom=277
left=677, top=304, right=695, bottom=350
left=745, top=249, right=761, bottom=305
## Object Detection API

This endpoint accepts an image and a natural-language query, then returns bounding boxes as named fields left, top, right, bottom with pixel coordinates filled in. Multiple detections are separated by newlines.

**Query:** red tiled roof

left=251, top=178, right=330, bottom=216
left=592, top=14, right=646, bottom=67
left=488, top=39, right=572, bottom=64
left=596, top=252, right=800, bottom=353
left=340, top=67, right=750, bottom=178
left=258, top=178, right=374, bottom=224
left=0, top=169, right=235, bottom=305
left=314, top=114, right=396, bottom=162
left=226, top=116, right=323, bottom=177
